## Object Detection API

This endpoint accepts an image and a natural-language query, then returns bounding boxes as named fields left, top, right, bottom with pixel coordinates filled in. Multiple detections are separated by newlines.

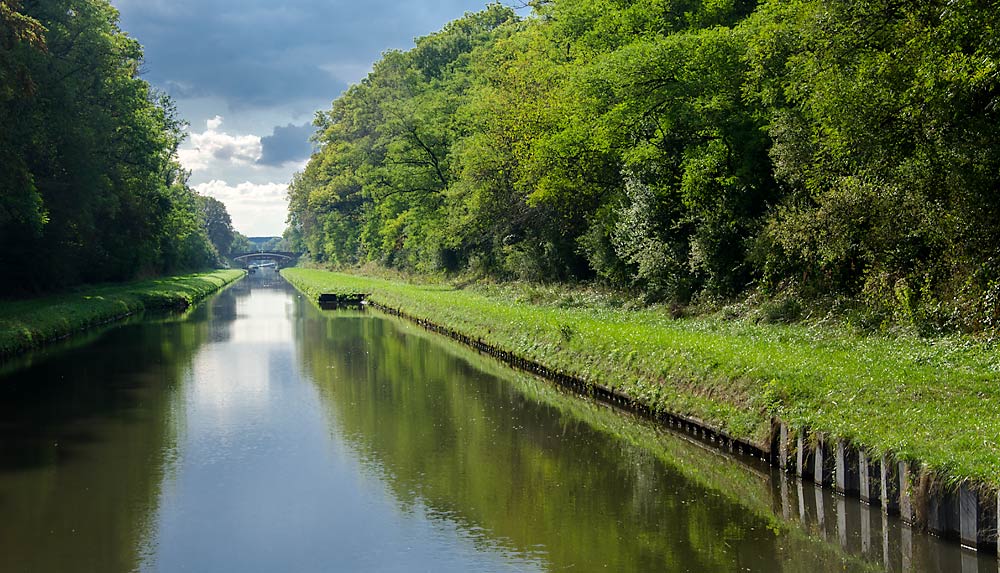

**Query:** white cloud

left=195, top=180, right=289, bottom=237
left=177, top=116, right=262, bottom=172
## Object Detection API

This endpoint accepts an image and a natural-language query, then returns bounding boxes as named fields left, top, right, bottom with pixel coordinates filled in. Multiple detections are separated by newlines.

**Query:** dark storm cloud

left=259, top=122, right=316, bottom=166
left=114, top=0, right=493, bottom=108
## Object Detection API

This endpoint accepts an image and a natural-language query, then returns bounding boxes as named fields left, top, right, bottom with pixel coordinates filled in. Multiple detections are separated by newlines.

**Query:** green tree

left=286, top=0, right=1000, bottom=329
left=198, top=195, right=235, bottom=258
left=0, top=0, right=47, bottom=265
left=0, top=0, right=225, bottom=292
left=747, top=0, right=1000, bottom=328
left=230, top=232, right=253, bottom=256
left=288, top=4, right=518, bottom=272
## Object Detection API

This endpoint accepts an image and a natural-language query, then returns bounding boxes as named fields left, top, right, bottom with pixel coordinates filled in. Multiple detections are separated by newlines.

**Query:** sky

left=112, top=0, right=497, bottom=237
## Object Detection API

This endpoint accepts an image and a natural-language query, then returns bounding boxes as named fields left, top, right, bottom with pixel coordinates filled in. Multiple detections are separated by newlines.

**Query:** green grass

left=283, top=267, right=1000, bottom=489
left=0, top=269, right=244, bottom=360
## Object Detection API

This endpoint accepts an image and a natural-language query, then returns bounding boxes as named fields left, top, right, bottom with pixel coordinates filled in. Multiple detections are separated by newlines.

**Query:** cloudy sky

left=112, top=0, right=496, bottom=237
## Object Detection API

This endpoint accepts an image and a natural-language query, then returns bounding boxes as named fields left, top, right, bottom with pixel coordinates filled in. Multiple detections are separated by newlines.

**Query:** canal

left=0, top=271, right=993, bottom=572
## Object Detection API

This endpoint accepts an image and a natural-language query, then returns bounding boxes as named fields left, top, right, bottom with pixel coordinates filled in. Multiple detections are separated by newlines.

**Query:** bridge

left=232, top=251, right=301, bottom=269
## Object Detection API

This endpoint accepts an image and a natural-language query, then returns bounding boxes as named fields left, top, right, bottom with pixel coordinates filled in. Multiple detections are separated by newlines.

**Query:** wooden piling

left=796, top=431, right=814, bottom=479
left=881, top=455, right=900, bottom=515
left=814, top=435, right=826, bottom=486
left=984, top=489, right=999, bottom=556
left=899, top=461, right=915, bottom=525
left=926, top=487, right=958, bottom=538
left=957, top=483, right=998, bottom=552
left=959, top=484, right=981, bottom=550
left=814, top=435, right=835, bottom=488
left=859, top=450, right=880, bottom=505
left=836, top=440, right=860, bottom=495
left=779, top=422, right=792, bottom=472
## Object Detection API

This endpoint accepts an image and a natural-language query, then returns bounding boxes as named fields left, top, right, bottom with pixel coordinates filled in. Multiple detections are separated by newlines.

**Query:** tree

left=0, top=0, right=225, bottom=293
left=286, top=0, right=1000, bottom=329
left=288, top=5, right=519, bottom=273
left=0, top=0, right=47, bottom=260
left=747, top=0, right=1000, bottom=327
left=198, top=195, right=235, bottom=258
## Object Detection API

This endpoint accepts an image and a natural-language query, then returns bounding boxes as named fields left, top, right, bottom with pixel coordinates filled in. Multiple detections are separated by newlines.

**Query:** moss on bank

left=282, top=267, right=1000, bottom=489
left=0, top=269, right=244, bottom=360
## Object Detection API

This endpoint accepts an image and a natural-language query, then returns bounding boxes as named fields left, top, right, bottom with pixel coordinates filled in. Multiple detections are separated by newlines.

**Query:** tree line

left=0, top=0, right=240, bottom=295
left=288, top=0, right=997, bottom=332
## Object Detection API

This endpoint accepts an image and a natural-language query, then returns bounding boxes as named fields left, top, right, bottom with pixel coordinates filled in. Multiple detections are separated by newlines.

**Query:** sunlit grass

left=0, top=269, right=244, bottom=360
left=283, top=267, right=1000, bottom=488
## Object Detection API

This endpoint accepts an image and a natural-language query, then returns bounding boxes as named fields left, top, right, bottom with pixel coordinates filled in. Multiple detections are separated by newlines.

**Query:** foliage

left=746, top=0, right=1000, bottom=331
left=287, top=4, right=518, bottom=273
left=230, top=232, right=253, bottom=256
left=0, top=0, right=232, bottom=294
left=198, top=195, right=235, bottom=259
left=287, top=0, right=1000, bottom=333
left=0, top=269, right=243, bottom=359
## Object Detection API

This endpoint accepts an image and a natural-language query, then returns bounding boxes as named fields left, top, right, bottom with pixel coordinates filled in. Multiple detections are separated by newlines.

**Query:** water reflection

left=773, top=474, right=998, bottom=572
left=296, top=297, right=999, bottom=572
left=0, top=272, right=995, bottom=572
left=144, top=273, right=543, bottom=572
left=0, top=294, right=218, bottom=572
left=296, top=306, right=857, bottom=571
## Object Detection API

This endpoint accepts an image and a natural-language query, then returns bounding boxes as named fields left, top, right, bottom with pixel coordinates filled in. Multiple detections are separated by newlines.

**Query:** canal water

left=0, top=271, right=994, bottom=572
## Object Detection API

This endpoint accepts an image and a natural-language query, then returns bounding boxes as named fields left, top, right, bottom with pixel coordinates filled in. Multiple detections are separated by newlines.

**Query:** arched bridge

left=232, top=251, right=301, bottom=269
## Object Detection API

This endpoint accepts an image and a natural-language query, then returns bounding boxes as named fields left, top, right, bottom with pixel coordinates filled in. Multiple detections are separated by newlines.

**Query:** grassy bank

left=282, top=268, right=1000, bottom=489
left=325, top=311, right=874, bottom=570
left=0, top=269, right=244, bottom=360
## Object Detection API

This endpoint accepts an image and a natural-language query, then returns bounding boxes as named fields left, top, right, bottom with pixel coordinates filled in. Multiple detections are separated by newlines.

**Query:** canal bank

left=354, top=306, right=992, bottom=571
left=282, top=267, right=1000, bottom=557
left=0, top=269, right=244, bottom=360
